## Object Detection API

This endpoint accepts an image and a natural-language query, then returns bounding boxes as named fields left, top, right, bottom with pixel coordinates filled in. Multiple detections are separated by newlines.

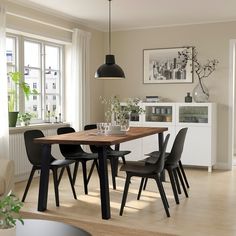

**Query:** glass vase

left=114, top=113, right=130, bottom=131
left=192, top=80, right=209, bottom=102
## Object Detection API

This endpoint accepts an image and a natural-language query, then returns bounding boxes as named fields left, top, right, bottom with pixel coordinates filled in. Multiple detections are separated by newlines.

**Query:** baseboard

left=214, top=162, right=232, bottom=170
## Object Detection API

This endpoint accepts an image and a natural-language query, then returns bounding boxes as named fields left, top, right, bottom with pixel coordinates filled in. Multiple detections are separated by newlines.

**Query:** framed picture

left=143, top=47, right=193, bottom=84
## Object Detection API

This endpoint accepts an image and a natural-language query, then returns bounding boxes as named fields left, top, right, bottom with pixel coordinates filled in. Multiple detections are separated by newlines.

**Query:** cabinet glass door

left=179, top=106, right=208, bottom=123
left=145, top=105, right=173, bottom=123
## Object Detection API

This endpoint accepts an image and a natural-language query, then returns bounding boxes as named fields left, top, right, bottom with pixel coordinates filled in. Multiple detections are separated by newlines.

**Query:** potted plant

left=101, top=96, right=145, bottom=131
left=18, top=112, right=33, bottom=126
left=178, top=47, right=219, bottom=102
left=0, top=193, right=24, bottom=236
left=8, top=72, right=38, bottom=127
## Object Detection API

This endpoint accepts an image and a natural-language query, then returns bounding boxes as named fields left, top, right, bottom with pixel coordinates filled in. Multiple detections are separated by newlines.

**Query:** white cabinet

left=176, top=103, right=216, bottom=172
left=120, top=102, right=216, bottom=172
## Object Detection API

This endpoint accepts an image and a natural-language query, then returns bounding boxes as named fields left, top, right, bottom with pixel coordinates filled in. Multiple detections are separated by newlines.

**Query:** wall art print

left=143, top=47, right=193, bottom=84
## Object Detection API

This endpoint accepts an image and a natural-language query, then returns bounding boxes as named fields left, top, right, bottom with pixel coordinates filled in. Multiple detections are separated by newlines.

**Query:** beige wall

left=103, top=21, right=235, bottom=168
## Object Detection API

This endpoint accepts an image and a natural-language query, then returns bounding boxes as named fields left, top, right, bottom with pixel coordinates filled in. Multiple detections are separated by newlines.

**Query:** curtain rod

left=7, top=12, right=74, bottom=33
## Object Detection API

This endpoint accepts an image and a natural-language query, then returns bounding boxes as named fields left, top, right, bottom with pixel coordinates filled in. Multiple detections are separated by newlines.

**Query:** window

left=6, top=34, right=64, bottom=122
left=33, top=83, right=37, bottom=89
left=6, top=36, right=18, bottom=111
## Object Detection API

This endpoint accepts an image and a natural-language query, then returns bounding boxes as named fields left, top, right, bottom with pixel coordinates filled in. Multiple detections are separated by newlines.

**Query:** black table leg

left=97, top=146, right=111, bottom=219
left=158, top=133, right=166, bottom=181
left=113, top=144, right=120, bottom=176
left=38, top=144, right=51, bottom=211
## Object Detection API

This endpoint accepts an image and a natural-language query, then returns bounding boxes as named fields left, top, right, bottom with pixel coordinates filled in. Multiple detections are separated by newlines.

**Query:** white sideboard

left=120, top=102, right=217, bottom=172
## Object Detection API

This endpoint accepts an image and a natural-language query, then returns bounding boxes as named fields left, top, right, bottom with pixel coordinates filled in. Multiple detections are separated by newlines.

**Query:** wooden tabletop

left=34, top=126, right=168, bottom=146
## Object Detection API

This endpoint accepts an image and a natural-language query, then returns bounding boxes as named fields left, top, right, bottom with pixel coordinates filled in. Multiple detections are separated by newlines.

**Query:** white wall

left=103, top=21, right=235, bottom=168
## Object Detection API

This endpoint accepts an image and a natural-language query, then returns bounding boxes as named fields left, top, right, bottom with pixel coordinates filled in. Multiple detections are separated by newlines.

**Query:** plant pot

left=8, top=112, right=19, bottom=127
left=0, top=227, right=16, bottom=236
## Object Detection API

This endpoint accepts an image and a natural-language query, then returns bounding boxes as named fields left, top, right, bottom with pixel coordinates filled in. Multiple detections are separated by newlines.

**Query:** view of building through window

left=6, top=35, right=63, bottom=123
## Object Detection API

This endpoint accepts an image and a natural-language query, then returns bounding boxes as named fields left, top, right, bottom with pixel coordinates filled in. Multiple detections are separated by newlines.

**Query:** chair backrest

left=153, top=134, right=170, bottom=173
left=84, top=124, right=100, bottom=153
left=24, top=130, right=54, bottom=166
left=57, top=127, right=84, bottom=156
left=167, top=128, right=188, bottom=163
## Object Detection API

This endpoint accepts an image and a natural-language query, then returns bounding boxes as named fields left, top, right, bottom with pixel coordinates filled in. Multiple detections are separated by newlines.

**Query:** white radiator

left=9, top=124, right=68, bottom=182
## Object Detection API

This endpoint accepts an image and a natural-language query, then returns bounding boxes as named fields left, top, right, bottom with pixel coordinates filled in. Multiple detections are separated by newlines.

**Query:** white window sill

left=9, top=122, right=70, bottom=134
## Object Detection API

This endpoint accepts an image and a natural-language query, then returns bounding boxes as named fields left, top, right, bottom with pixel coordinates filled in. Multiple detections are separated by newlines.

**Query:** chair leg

left=119, top=174, right=131, bottom=216
left=81, top=161, right=88, bottom=195
left=57, top=166, right=65, bottom=185
left=167, top=168, right=179, bottom=204
left=121, top=156, right=126, bottom=164
left=95, top=159, right=100, bottom=176
left=176, top=167, right=189, bottom=198
left=66, top=166, right=77, bottom=199
left=155, top=176, right=170, bottom=217
left=22, top=167, right=36, bottom=202
left=143, top=177, right=148, bottom=190
left=109, top=158, right=117, bottom=190
left=87, top=160, right=96, bottom=184
left=137, top=177, right=145, bottom=200
left=173, top=168, right=181, bottom=194
left=158, top=176, right=169, bottom=208
left=52, top=168, right=60, bottom=207
left=72, top=162, right=79, bottom=185
left=113, top=157, right=119, bottom=177
left=179, top=160, right=190, bottom=188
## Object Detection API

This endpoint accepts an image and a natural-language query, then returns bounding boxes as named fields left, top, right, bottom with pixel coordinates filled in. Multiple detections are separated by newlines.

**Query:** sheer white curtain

left=0, top=1, right=9, bottom=159
left=67, top=28, right=91, bottom=131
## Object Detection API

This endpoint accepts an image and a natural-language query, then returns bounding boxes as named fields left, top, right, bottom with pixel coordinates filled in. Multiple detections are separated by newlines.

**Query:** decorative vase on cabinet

left=192, top=80, right=209, bottom=102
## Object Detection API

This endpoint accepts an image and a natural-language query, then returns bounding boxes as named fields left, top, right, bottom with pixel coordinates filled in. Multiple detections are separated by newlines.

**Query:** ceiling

left=9, top=0, right=236, bottom=31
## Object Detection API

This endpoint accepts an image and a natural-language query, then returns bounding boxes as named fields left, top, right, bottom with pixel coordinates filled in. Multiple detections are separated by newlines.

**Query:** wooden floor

left=15, top=165, right=236, bottom=236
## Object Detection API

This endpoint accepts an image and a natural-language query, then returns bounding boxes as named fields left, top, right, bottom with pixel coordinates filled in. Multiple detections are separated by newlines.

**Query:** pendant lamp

left=95, top=0, right=125, bottom=79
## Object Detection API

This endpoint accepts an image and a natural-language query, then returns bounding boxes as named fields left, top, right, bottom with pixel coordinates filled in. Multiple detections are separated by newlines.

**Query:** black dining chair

left=84, top=124, right=131, bottom=190
left=119, top=134, right=170, bottom=217
left=57, top=127, right=99, bottom=195
left=22, top=130, right=77, bottom=206
left=139, top=128, right=189, bottom=204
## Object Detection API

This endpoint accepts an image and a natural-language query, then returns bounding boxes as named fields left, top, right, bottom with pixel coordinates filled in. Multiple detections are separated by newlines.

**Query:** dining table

left=34, top=126, right=168, bottom=220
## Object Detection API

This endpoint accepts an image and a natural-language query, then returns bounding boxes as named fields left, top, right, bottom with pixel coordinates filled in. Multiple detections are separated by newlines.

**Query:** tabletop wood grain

left=34, top=127, right=168, bottom=146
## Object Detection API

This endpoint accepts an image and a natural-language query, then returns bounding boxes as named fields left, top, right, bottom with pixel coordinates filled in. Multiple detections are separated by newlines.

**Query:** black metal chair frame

left=22, top=130, right=77, bottom=207
left=119, top=134, right=170, bottom=217
left=140, top=128, right=189, bottom=204
left=57, top=127, right=100, bottom=195
left=84, top=124, right=130, bottom=190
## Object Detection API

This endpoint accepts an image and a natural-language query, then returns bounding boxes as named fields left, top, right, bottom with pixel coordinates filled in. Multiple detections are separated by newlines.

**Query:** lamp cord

left=108, top=0, right=111, bottom=54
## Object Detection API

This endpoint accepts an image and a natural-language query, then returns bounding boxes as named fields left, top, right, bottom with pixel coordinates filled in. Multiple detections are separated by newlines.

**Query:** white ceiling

left=9, top=0, right=236, bottom=31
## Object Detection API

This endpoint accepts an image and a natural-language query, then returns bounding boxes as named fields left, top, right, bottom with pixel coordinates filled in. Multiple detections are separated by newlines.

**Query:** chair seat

left=141, top=152, right=169, bottom=164
left=120, top=162, right=158, bottom=175
left=63, top=152, right=98, bottom=160
left=107, top=150, right=131, bottom=157
left=50, top=159, right=75, bottom=167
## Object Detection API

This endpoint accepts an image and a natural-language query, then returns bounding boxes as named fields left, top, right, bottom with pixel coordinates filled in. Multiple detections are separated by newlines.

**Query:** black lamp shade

left=95, top=55, right=125, bottom=79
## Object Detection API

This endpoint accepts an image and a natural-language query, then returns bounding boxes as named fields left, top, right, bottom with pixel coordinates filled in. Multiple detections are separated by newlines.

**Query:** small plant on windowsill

left=18, top=112, right=34, bottom=126
left=8, top=72, right=38, bottom=127
left=0, top=193, right=24, bottom=235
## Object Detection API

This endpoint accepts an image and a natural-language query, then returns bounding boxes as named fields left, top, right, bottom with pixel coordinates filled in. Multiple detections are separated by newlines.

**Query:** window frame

left=6, top=33, right=65, bottom=124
